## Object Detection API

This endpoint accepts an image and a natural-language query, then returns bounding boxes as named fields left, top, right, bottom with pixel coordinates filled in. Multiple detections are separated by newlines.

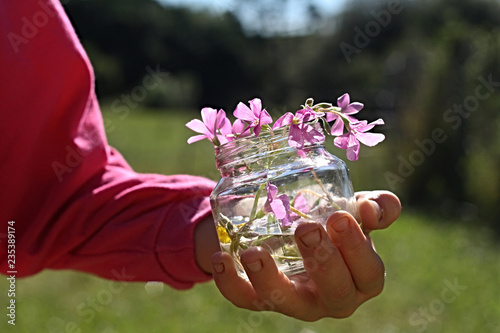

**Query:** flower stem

left=274, top=255, right=302, bottom=261
left=311, top=170, right=342, bottom=210
left=296, top=189, right=328, bottom=201
left=290, top=206, right=312, bottom=219
left=250, top=183, right=265, bottom=221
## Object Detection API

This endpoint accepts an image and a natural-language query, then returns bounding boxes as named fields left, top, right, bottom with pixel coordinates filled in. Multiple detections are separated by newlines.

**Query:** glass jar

left=210, top=126, right=357, bottom=279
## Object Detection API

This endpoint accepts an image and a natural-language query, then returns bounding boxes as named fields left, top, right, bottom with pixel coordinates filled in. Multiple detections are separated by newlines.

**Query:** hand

left=210, top=190, right=401, bottom=321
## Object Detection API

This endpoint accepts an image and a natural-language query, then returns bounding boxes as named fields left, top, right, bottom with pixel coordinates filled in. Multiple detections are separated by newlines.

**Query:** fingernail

left=213, top=262, right=224, bottom=274
left=300, top=228, right=321, bottom=248
left=245, top=259, right=263, bottom=272
left=333, top=217, right=349, bottom=232
left=369, top=200, right=383, bottom=222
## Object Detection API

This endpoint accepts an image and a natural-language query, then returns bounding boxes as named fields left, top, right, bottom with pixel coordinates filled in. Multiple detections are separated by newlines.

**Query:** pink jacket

left=0, top=0, right=216, bottom=289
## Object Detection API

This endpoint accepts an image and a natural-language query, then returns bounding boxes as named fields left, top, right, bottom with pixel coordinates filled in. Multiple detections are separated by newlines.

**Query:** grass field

left=2, top=109, right=500, bottom=332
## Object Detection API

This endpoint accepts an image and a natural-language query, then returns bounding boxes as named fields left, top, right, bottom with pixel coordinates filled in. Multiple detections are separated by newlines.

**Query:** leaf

left=319, top=117, right=332, bottom=135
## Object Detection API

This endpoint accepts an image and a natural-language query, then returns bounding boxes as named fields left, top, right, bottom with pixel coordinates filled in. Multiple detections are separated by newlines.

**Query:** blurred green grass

left=2, top=109, right=500, bottom=333
left=100, top=108, right=220, bottom=179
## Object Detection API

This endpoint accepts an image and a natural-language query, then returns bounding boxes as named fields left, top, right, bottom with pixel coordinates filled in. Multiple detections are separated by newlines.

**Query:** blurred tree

left=373, top=0, right=500, bottom=225
left=64, top=0, right=254, bottom=108
left=62, top=0, right=500, bottom=227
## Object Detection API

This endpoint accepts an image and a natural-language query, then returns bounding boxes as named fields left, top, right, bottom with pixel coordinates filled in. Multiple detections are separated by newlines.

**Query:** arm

left=0, top=0, right=216, bottom=289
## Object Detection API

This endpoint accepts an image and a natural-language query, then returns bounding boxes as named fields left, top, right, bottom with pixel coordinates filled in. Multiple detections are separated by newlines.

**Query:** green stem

left=274, top=255, right=302, bottom=261
left=311, top=170, right=342, bottom=210
left=251, top=234, right=275, bottom=246
left=295, top=189, right=328, bottom=201
left=290, top=206, right=312, bottom=219
left=249, top=183, right=265, bottom=221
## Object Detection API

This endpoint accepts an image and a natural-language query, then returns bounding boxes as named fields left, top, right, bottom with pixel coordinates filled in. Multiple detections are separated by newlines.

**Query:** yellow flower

left=216, top=225, right=231, bottom=244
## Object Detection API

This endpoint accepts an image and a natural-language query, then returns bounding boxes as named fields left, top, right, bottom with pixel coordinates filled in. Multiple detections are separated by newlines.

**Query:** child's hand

left=210, top=190, right=401, bottom=321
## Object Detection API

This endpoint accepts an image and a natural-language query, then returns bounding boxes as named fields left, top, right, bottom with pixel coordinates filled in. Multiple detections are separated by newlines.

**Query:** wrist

left=194, top=216, right=221, bottom=274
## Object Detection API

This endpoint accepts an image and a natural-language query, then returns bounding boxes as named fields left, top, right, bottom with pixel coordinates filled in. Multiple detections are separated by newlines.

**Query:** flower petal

left=288, top=124, right=305, bottom=148
left=337, top=93, right=350, bottom=109
left=356, top=132, right=385, bottom=147
left=330, top=117, right=344, bottom=136
left=300, top=123, right=325, bottom=145
left=233, top=102, right=255, bottom=122
left=333, top=134, right=349, bottom=149
left=266, top=183, right=279, bottom=200
left=326, top=112, right=338, bottom=122
left=215, top=109, right=227, bottom=127
left=200, top=107, right=218, bottom=133
left=216, top=110, right=232, bottom=135
left=270, top=197, right=287, bottom=219
left=355, top=118, right=385, bottom=132
left=370, top=118, right=385, bottom=126
left=216, top=225, right=231, bottom=243
left=232, top=119, right=251, bottom=137
left=264, top=182, right=292, bottom=227
left=276, top=194, right=293, bottom=227
left=254, top=123, right=263, bottom=136
left=296, top=149, right=307, bottom=158
left=346, top=134, right=360, bottom=161
left=295, top=108, right=309, bottom=122
left=280, top=216, right=293, bottom=227
left=348, top=132, right=359, bottom=148
left=187, top=134, right=208, bottom=144
left=293, top=193, right=310, bottom=213
left=343, top=102, right=364, bottom=115
left=259, top=109, right=273, bottom=126
left=216, top=133, right=230, bottom=146
left=296, top=107, right=321, bottom=122
left=219, top=119, right=233, bottom=136
left=249, top=98, right=262, bottom=116
left=272, top=113, right=294, bottom=129
left=345, top=114, right=360, bottom=123
left=185, top=119, right=210, bottom=136
left=346, top=142, right=360, bottom=161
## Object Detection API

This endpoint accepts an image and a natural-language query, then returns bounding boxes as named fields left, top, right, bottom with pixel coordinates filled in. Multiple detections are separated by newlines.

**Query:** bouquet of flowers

left=186, top=93, right=384, bottom=160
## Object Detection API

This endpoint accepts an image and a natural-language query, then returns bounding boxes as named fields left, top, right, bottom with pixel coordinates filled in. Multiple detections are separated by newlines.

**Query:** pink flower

left=273, top=107, right=324, bottom=149
left=233, top=98, right=273, bottom=136
left=264, top=183, right=292, bottom=228
left=293, top=193, right=310, bottom=213
left=231, top=118, right=252, bottom=140
left=290, top=193, right=310, bottom=220
left=333, top=119, right=385, bottom=161
left=327, top=93, right=364, bottom=136
left=185, top=107, right=231, bottom=146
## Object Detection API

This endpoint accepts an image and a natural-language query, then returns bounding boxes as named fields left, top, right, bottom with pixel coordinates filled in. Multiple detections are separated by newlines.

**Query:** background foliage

left=64, top=0, right=500, bottom=228
left=5, top=0, right=500, bottom=332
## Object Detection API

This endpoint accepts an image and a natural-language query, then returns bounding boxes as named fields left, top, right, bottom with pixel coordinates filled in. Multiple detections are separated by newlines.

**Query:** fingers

left=210, top=251, right=260, bottom=310
left=212, top=242, right=353, bottom=320
left=355, top=190, right=401, bottom=231
left=211, top=249, right=300, bottom=316
left=294, top=222, right=358, bottom=317
left=239, top=247, right=303, bottom=316
left=326, top=212, right=385, bottom=297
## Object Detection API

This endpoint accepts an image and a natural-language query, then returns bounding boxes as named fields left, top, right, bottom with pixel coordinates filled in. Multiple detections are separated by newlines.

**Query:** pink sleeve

left=0, top=0, right=216, bottom=289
